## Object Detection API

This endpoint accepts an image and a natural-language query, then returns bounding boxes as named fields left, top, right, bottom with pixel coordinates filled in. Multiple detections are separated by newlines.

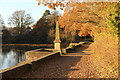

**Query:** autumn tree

left=36, top=1, right=119, bottom=77
left=28, top=10, right=51, bottom=44
left=36, top=0, right=83, bottom=10
left=42, top=10, right=50, bottom=20
left=86, top=2, right=119, bottom=77
left=8, top=10, right=34, bottom=34
left=58, top=2, right=99, bottom=42
left=29, top=10, right=61, bottom=43
left=47, top=10, right=61, bottom=43
left=33, top=10, right=50, bottom=29
left=48, top=10, right=60, bottom=26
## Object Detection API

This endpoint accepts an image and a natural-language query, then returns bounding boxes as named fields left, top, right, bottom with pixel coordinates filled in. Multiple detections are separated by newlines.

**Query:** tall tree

left=47, top=10, right=61, bottom=43
left=48, top=10, right=60, bottom=26
left=57, top=2, right=100, bottom=42
left=8, top=10, right=34, bottom=34
left=28, top=10, right=51, bottom=44
left=42, top=10, right=50, bottom=20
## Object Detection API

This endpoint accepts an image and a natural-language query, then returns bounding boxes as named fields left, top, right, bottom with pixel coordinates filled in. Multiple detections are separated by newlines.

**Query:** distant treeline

left=2, top=10, right=92, bottom=44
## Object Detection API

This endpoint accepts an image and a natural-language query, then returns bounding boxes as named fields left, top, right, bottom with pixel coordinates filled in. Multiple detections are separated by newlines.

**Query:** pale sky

left=0, top=0, right=64, bottom=27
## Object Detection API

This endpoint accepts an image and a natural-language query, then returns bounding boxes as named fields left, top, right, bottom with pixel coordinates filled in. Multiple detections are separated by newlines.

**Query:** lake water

left=0, top=44, right=68, bottom=71
left=0, top=45, right=53, bottom=71
left=0, top=49, right=26, bottom=70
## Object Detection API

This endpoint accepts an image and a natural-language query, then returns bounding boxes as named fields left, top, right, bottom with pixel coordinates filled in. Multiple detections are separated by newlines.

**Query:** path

left=21, top=43, right=102, bottom=78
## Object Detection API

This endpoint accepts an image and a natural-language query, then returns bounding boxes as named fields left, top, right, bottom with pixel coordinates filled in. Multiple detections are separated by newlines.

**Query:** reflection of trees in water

left=0, top=52, right=3, bottom=69
left=2, top=47, right=11, bottom=54
left=2, top=45, right=69, bottom=63
left=1, top=50, right=26, bottom=70
left=1, top=45, right=48, bottom=70
left=1, top=50, right=18, bottom=70
left=14, top=49, right=25, bottom=63
left=1, top=46, right=26, bottom=70
left=2, top=45, right=54, bottom=68
left=2, top=45, right=41, bottom=62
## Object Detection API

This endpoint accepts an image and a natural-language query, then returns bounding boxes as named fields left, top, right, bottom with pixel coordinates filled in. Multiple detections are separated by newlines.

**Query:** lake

left=0, top=45, right=54, bottom=71
left=0, top=44, right=68, bottom=71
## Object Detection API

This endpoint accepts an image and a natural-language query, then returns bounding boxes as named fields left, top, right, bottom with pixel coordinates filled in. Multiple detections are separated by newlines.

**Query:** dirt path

left=22, top=43, right=102, bottom=78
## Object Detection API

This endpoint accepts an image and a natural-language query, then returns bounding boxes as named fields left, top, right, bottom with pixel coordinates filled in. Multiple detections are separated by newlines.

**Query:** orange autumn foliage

left=32, top=24, right=36, bottom=29
left=36, top=0, right=74, bottom=10
left=59, top=2, right=99, bottom=37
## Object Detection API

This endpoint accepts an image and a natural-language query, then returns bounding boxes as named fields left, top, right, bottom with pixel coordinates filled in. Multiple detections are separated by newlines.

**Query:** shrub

left=69, top=43, right=75, bottom=51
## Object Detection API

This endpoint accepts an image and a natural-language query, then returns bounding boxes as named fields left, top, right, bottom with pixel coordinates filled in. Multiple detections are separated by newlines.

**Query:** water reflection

left=0, top=44, right=68, bottom=71
left=0, top=47, right=26, bottom=70
left=1, top=45, right=46, bottom=71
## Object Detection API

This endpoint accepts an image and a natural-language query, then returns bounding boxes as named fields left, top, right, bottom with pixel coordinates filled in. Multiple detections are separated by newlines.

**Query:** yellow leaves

left=45, top=0, right=48, bottom=2
left=66, top=2, right=69, bottom=6
left=48, top=4, right=52, bottom=9
left=63, top=4, right=65, bottom=7
left=59, top=2, right=105, bottom=37
left=90, top=32, right=94, bottom=36
left=55, top=1, right=59, bottom=7
left=44, top=3, right=47, bottom=6
left=60, top=8, right=63, bottom=10
left=50, top=0, right=53, bottom=2
left=54, top=8, right=56, bottom=10
left=32, top=25, right=36, bottom=29
left=58, top=2, right=62, bottom=6
left=59, top=3, right=63, bottom=7
left=38, top=2, right=40, bottom=5
left=37, top=0, right=67, bottom=10
left=78, top=31, right=88, bottom=36
left=53, top=3, right=56, bottom=7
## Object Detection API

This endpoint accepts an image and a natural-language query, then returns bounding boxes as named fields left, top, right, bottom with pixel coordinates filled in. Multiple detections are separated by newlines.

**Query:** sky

left=0, top=0, right=64, bottom=27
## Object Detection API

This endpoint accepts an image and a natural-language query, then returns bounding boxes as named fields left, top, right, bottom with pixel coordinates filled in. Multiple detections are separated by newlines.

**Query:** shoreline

left=1, top=44, right=54, bottom=47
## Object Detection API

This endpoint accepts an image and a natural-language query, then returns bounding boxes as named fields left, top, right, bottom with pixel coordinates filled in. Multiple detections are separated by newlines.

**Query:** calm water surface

left=0, top=45, right=53, bottom=71
left=0, top=44, right=68, bottom=71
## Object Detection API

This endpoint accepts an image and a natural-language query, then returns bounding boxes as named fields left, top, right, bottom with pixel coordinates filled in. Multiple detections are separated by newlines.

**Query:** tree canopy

left=59, top=2, right=100, bottom=37
left=8, top=10, right=34, bottom=34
